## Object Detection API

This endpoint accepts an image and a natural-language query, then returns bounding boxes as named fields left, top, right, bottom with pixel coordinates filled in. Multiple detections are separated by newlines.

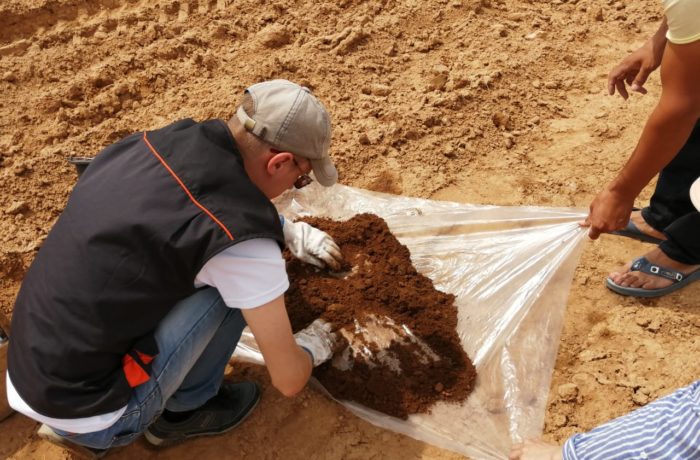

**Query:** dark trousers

left=641, top=120, right=700, bottom=264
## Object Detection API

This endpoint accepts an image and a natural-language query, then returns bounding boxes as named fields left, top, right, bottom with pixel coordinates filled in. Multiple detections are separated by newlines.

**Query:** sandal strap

left=630, top=257, right=684, bottom=283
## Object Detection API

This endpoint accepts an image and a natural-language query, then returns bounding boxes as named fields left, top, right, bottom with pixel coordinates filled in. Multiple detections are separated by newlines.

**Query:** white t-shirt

left=6, top=237, right=288, bottom=433
left=664, top=0, right=700, bottom=44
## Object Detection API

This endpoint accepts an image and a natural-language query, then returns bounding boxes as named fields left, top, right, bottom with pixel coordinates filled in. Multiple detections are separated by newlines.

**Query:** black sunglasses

left=292, top=158, right=313, bottom=189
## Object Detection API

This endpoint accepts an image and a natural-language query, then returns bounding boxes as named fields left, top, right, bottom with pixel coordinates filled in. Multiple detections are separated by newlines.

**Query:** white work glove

left=294, top=319, right=337, bottom=367
left=282, top=219, right=343, bottom=270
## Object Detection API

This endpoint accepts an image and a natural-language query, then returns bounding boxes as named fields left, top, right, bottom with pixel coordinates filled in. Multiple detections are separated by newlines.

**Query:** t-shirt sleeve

left=664, top=0, right=700, bottom=44
left=195, top=238, right=289, bottom=309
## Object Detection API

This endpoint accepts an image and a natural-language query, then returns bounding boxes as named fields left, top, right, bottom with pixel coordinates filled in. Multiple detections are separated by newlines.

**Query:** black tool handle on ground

left=0, top=311, right=13, bottom=421
left=67, top=156, right=94, bottom=177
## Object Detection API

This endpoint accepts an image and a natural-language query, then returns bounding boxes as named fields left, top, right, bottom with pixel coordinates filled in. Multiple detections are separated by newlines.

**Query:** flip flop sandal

left=606, top=256, right=700, bottom=298
left=610, top=208, right=664, bottom=245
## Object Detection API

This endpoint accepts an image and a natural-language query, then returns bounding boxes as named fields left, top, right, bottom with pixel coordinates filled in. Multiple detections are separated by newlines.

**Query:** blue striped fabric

left=563, top=380, right=700, bottom=460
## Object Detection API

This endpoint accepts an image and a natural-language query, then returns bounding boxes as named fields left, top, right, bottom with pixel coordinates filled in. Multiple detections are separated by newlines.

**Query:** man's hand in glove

left=282, top=219, right=343, bottom=270
left=294, top=319, right=338, bottom=367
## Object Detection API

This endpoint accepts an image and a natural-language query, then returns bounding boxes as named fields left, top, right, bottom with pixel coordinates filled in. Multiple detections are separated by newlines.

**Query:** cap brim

left=310, top=157, right=338, bottom=186
left=691, top=177, right=700, bottom=212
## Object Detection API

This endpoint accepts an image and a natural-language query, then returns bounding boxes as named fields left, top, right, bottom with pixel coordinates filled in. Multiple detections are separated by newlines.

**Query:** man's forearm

left=609, top=102, right=698, bottom=199
left=562, top=380, right=700, bottom=460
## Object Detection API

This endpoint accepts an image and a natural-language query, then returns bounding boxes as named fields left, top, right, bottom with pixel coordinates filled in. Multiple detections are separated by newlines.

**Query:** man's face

left=263, top=153, right=314, bottom=199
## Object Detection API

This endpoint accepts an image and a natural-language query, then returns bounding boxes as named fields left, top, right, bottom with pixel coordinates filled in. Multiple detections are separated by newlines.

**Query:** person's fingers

left=320, top=241, right=343, bottom=268
left=327, top=249, right=344, bottom=266
left=631, top=65, right=652, bottom=92
left=314, top=318, right=333, bottom=333
left=324, top=240, right=342, bottom=259
left=304, top=255, right=325, bottom=269
left=588, top=226, right=601, bottom=240
left=508, top=444, right=523, bottom=460
left=319, top=242, right=341, bottom=263
left=615, top=79, right=629, bottom=100
left=607, top=65, right=625, bottom=95
left=324, top=256, right=341, bottom=271
left=330, top=338, right=346, bottom=354
left=587, top=216, right=627, bottom=239
left=631, top=83, right=648, bottom=95
left=579, top=217, right=591, bottom=228
left=318, top=250, right=341, bottom=270
left=607, top=74, right=617, bottom=95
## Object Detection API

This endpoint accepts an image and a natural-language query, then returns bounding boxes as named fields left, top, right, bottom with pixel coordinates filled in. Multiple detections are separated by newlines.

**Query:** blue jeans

left=54, top=287, right=246, bottom=450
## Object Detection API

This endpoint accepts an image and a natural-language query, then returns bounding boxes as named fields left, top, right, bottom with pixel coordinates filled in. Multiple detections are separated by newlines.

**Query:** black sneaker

left=144, top=381, right=260, bottom=447
left=37, top=424, right=109, bottom=459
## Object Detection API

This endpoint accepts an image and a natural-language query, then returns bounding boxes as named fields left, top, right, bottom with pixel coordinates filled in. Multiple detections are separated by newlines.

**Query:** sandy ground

left=1, top=0, right=699, bottom=459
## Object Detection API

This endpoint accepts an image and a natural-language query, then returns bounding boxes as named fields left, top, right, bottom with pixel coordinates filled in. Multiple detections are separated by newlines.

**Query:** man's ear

left=266, top=150, right=295, bottom=176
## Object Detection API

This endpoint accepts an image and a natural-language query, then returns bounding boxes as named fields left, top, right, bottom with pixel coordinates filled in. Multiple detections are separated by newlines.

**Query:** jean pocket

left=110, top=430, right=141, bottom=448
left=106, top=407, right=143, bottom=448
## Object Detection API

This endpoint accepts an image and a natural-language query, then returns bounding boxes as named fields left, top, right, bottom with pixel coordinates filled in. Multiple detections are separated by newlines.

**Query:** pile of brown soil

left=284, top=213, right=476, bottom=419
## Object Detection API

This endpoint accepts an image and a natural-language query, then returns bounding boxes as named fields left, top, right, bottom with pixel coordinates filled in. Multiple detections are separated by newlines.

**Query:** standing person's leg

left=641, top=120, right=700, bottom=231
left=607, top=121, right=700, bottom=297
left=48, top=287, right=253, bottom=450
left=660, top=212, right=700, bottom=265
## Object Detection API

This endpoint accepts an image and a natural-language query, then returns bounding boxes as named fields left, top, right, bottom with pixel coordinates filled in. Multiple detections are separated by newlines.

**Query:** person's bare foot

left=609, top=247, right=700, bottom=290
left=629, top=210, right=666, bottom=241
left=509, top=440, right=563, bottom=460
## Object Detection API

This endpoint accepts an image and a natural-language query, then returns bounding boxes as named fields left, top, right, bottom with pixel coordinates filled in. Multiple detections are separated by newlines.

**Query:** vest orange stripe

left=142, top=132, right=234, bottom=240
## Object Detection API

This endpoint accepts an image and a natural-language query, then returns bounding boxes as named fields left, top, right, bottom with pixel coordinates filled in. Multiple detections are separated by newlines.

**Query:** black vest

left=8, top=119, right=284, bottom=418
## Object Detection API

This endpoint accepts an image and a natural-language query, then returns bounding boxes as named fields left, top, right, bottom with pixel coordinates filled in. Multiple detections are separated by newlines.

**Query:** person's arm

left=608, top=18, right=668, bottom=99
left=562, top=381, right=700, bottom=459
left=585, top=38, right=700, bottom=239
left=242, top=295, right=312, bottom=396
left=241, top=295, right=336, bottom=397
left=510, top=381, right=700, bottom=460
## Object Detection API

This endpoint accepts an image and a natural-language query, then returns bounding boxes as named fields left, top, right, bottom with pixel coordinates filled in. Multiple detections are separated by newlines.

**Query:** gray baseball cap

left=236, top=79, right=337, bottom=186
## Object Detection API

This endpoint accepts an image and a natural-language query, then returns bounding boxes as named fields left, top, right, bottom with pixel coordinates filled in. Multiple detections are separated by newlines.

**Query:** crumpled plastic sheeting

left=233, top=182, right=588, bottom=460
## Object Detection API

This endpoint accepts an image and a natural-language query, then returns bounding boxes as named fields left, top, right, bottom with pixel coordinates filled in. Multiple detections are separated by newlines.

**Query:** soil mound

left=285, top=213, right=476, bottom=419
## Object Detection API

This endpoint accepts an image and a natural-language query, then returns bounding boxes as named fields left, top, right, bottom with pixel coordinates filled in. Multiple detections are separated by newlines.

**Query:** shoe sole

left=144, top=384, right=261, bottom=448
left=37, top=424, right=109, bottom=459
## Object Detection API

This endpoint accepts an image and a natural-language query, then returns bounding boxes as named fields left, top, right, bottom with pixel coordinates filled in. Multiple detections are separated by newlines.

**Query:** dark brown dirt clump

left=284, top=213, right=477, bottom=419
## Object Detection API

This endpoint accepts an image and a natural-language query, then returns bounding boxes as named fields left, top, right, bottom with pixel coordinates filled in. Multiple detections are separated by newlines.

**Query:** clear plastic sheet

left=233, top=182, right=587, bottom=459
